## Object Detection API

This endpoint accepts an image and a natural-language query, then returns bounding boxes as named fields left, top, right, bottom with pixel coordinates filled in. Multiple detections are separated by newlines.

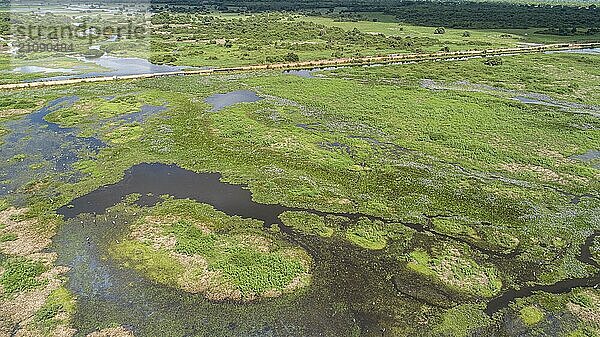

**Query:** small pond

left=205, top=90, right=263, bottom=112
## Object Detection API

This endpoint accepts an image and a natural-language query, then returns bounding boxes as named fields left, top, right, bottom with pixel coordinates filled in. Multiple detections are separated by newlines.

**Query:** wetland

left=0, top=5, right=599, bottom=337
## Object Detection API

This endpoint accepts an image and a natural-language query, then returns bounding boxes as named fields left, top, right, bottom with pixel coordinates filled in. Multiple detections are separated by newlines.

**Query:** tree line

left=148, top=0, right=599, bottom=30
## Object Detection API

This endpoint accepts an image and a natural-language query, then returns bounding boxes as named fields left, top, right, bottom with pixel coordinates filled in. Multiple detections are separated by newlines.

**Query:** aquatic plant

left=34, top=287, right=76, bottom=332
left=407, top=246, right=503, bottom=298
left=111, top=199, right=312, bottom=301
left=0, top=257, right=47, bottom=296
left=345, top=219, right=388, bottom=250
left=519, top=305, right=544, bottom=326
left=279, top=211, right=335, bottom=237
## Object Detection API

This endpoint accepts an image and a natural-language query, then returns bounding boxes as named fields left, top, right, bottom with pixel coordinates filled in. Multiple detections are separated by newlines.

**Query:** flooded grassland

left=0, top=52, right=598, bottom=336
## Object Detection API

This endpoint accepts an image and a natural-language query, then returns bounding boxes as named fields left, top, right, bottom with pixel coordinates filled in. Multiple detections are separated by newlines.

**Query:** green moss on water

left=112, top=240, right=184, bottom=287
left=44, top=92, right=165, bottom=140
left=568, top=289, right=600, bottom=323
left=105, top=124, right=145, bottom=144
left=72, top=159, right=98, bottom=176
left=279, top=211, right=334, bottom=238
left=407, top=245, right=502, bottom=298
left=0, top=199, right=8, bottom=212
left=407, top=250, right=436, bottom=277
left=345, top=219, right=388, bottom=250
left=432, top=303, right=491, bottom=337
left=0, top=257, right=47, bottom=296
left=568, top=327, right=600, bottom=337
left=28, top=162, right=46, bottom=171
left=0, top=233, right=17, bottom=242
left=8, top=153, right=27, bottom=163
left=510, top=289, right=600, bottom=336
left=431, top=218, right=520, bottom=253
left=0, top=96, right=40, bottom=111
left=45, top=95, right=140, bottom=128
left=519, top=305, right=544, bottom=326
left=432, top=218, right=479, bottom=240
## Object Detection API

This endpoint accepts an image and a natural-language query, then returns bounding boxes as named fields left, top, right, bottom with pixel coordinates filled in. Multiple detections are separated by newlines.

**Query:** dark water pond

left=58, top=163, right=287, bottom=225
left=53, top=163, right=600, bottom=336
left=205, top=90, right=263, bottom=112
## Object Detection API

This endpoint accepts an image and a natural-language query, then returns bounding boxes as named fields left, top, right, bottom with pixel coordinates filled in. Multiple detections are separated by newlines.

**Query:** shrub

left=483, top=57, right=503, bottom=66
left=284, top=52, right=300, bottom=62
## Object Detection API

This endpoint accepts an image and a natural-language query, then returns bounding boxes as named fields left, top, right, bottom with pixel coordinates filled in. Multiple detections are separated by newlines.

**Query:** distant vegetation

left=382, top=1, right=600, bottom=29
left=150, top=0, right=600, bottom=30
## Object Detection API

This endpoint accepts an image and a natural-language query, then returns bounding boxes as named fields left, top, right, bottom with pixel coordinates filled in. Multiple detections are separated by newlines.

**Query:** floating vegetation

left=279, top=211, right=335, bottom=238
left=519, top=305, right=544, bottom=326
left=345, top=218, right=389, bottom=250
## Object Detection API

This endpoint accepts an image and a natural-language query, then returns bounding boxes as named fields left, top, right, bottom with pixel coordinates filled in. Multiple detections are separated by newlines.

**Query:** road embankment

left=1, top=42, right=598, bottom=90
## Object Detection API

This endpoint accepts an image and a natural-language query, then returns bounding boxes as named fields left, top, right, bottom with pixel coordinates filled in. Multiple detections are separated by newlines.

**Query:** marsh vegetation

left=0, top=2, right=598, bottom=336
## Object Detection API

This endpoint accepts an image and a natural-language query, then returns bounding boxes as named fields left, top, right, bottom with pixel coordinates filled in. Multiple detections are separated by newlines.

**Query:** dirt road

left=1, top=42, right=598, bottom=90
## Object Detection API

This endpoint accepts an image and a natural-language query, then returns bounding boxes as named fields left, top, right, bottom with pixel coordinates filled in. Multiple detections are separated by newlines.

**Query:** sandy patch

left=0, top=109, right=31, bottom=118
left=172, top=253, right=215, bottom=294
left=0, top=253, right=72, bottom=337
left=0, top=208, right=54, bottom=257
left=328, top=197, right=352, bottom=205
left=501, top=163, right=568, bottom=184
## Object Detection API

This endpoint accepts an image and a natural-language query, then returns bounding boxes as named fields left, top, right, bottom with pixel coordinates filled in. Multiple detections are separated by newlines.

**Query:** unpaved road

left=1, top=42, right=598, bottom=90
